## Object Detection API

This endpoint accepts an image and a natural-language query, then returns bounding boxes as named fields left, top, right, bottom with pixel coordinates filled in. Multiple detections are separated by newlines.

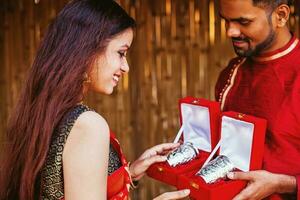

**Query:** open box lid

left=178, top=97, right=220, bottom=153
left=219, top=112, right=267, bottom=172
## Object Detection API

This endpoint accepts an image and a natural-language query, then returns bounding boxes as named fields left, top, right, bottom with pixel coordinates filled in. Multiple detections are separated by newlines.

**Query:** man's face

left=220, top=0, right=276, bottom=57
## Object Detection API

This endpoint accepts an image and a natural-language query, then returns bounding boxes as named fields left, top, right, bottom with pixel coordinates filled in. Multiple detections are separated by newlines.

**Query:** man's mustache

left=232, top=37, right=250, bottom=43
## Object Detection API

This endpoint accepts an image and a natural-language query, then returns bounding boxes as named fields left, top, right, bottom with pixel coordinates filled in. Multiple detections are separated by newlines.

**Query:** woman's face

left=89, top=28, right=133, bottom=94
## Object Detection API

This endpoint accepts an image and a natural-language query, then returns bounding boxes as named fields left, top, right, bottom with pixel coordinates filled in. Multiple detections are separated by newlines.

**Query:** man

left=216, top=0, right=300, bottom=199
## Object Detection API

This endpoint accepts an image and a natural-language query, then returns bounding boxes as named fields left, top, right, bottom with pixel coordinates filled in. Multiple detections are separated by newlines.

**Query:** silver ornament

left=167, top=142, right=199, bottom=167
left=196, top=155, right=235, bottom=184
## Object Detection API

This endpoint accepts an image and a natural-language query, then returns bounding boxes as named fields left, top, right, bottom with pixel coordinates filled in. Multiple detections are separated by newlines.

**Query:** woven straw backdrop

left=1, top=0, right=300, bottom=199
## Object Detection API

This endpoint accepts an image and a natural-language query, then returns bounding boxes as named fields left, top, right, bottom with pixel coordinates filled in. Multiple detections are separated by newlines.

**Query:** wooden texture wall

left=1, top=0, right=299, bottom=199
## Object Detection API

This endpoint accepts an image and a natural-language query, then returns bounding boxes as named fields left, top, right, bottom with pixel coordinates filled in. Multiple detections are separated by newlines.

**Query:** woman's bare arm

left=63, top=111, right=110, bottom=200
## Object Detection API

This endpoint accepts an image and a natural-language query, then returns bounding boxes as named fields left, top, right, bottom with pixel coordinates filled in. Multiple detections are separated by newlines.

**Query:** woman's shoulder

left=41, top=106, right=110, bottom=199
left=63, top=107, right=110, bottom=171
left=74, top=110, right=109, bottom=136
left=68, top=106, right=110, bottom=142
left=62, top=108, right=110, bottom=199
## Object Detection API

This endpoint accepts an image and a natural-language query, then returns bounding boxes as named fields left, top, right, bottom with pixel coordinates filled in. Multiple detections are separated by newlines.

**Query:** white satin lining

left=181, top=103, right=212, bottom=152
left=220, top=116, right=254, bottom=172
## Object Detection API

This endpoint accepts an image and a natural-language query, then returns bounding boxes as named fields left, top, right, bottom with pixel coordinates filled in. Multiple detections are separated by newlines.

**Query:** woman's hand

left=153, top=189, right=190, bottom=200
left=129, top=143, right=180, bottom=181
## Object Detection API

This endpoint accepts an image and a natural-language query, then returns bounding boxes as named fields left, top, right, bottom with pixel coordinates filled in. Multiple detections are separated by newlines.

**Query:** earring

left=83, top=73, right=91, bottom=84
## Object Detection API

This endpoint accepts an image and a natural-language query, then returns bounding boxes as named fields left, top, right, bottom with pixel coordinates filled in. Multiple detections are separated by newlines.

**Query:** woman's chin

left=91, top=87, right=114, bottom=95
left=103, top=87, right=114, bottom=95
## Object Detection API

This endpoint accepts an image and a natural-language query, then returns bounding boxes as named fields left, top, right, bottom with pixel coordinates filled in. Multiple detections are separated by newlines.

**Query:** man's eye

left=239, top=20, right=251, bottom=25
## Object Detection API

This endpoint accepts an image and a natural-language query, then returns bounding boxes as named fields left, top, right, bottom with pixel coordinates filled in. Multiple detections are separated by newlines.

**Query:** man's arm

left=297, top=175, right=299, bottom=200
left=227, top=170, right=298, bottom=200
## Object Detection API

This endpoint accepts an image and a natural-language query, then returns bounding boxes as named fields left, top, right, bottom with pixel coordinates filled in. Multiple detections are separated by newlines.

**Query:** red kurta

left=215, top=36, right=300, bottom=200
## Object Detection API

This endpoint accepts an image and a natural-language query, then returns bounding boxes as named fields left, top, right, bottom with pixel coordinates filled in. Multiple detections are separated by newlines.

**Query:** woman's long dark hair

left=0, top=0, right=135, bottom=199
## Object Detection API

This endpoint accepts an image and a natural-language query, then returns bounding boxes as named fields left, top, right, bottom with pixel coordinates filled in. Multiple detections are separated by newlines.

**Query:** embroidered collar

left=252, top=36, right=299, bottom=63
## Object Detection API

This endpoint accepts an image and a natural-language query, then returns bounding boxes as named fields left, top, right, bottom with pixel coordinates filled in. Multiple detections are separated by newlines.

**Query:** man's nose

left=226, top=23, right=241, bottom=38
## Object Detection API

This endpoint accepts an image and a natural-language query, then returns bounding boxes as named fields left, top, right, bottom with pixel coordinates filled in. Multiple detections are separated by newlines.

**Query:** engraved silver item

left=196, top=155, right=235, bottom=183
left=167, top=142, right=199, bottom=167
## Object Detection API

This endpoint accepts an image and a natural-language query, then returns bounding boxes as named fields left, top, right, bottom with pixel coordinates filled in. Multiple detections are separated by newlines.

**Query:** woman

left=0, top=0, right=190, bottom=199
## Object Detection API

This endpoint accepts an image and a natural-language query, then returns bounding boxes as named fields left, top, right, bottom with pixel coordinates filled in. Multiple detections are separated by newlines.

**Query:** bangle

left=131, top=180, right=139, bottom=189
left=127, top=162, right=139, bottom=189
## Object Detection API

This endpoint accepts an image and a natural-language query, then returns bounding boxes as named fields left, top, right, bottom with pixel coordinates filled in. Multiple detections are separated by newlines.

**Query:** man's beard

left=232, top=28, right=276, bottom=57
left=232, top=13, right=276, bottom=57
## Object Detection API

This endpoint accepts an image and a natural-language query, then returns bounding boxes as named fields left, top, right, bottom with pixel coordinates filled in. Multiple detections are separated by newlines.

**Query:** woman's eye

left=118, top=51, right=126, bottom=58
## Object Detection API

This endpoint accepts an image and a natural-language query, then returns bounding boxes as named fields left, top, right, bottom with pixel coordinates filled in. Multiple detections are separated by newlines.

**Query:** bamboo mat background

left=0, top=0, right=299, bottom=199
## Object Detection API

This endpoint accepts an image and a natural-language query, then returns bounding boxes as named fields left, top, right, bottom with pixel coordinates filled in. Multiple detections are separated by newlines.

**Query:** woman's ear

left=273, top=4, right=290, bottom=27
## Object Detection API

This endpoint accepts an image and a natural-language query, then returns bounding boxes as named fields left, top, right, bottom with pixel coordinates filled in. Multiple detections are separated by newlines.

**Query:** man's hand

left=227, top=170, right=296, bottom=200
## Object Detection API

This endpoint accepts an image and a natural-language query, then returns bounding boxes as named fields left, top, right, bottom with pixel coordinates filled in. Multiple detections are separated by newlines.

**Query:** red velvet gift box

left=147, top=97, right=221, bottom=186
left=177, top=111, right=267, bottom=200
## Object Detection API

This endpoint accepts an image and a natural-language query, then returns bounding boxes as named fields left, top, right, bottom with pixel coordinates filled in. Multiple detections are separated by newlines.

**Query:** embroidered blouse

left=40, top=104, right=131, bottom=200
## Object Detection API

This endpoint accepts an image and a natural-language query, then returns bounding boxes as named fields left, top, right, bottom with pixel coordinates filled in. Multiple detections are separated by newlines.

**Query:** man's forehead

left=219, top=0, right=254, bottom=6
left=219, top=0, right=264, bottom=19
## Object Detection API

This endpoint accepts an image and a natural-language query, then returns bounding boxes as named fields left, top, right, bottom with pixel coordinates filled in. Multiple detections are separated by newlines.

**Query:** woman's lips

left=112, top=74, right=120, bottom=86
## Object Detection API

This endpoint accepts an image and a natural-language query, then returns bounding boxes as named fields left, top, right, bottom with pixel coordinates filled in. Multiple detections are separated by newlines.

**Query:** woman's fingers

left=152, top=143, right=180, bottom=152
left=143, top=155, right=167, bottom=166
left=130, top=155, right=167, bottom=180
left=143, top=143, right=180, bottom=157
left=131, top=143, right=181, bottom=179
left=153, top=189, right=190, bottom=200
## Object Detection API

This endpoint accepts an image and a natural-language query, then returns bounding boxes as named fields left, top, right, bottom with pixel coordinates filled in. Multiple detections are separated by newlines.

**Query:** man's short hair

left=253, top=0, right=293, bottom=10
